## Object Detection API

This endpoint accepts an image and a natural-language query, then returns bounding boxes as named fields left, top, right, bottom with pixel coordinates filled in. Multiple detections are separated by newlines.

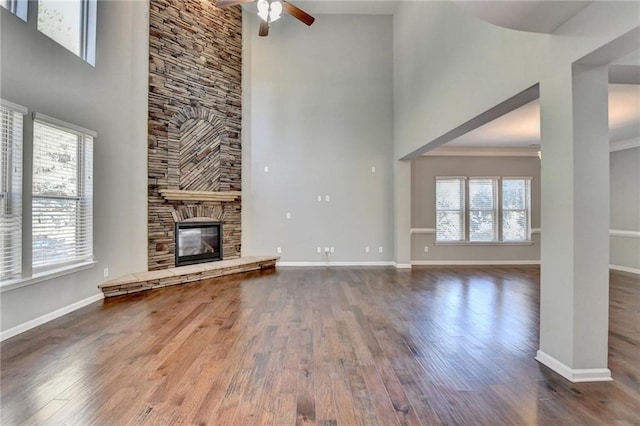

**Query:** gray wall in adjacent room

left=610, top=146, right=640, bottom=271
left=0, top=1, right=149, bottom=333
left=243, top=14, right=394, bottom=263
left=411, top=156, right=541, bottom=262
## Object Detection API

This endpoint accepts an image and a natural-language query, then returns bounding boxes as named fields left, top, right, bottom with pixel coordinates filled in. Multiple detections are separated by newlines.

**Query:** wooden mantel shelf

left=159, top=189, right=241, bottom=202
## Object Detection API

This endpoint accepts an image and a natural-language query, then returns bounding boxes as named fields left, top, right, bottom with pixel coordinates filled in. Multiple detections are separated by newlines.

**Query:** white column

left=394, top=159, right=412, bottom=268
left=537, top=64, right=611, bottom=382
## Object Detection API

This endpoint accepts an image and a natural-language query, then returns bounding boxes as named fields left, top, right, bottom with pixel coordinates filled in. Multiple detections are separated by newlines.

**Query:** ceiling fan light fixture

left=257, top=0, right=269, bottom=22
left=270, top=1, right=283, bottom=22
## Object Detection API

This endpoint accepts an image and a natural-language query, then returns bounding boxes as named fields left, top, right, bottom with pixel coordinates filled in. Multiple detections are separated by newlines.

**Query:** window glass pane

left=37, top=0, right=83, bottom=57
left=436, top=180, right=463, bottom=210
left=469, top=179, right=495, bottom=210
left=33, top=122, right=79, bottom=197
left=503, top=179, right=526, bottom=209
left=32, top=198, right=79, bottom=267
left=436, top=211, right=464, bottom=241
left=503, top=211, right=526, bottom=241
left=470, top=211, right=495, bottom=241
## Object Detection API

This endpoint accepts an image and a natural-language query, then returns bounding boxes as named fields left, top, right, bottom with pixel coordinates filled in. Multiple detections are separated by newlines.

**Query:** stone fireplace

left=147, top=0, right=242, bottom=271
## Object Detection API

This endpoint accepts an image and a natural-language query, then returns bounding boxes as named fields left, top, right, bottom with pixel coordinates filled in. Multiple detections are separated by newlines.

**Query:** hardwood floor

left=1, top=266, right=639, bottom=425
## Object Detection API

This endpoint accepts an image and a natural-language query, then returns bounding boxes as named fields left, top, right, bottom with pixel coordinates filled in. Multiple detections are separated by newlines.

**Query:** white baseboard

left=393, top=263, right=412, bottom=269
left=411, top=260, right=541, bottom=266
left=276, top=261, right=395, bottom=267
left=0, top=293, right=104, bottom=342
left=535, top=350, right=612, bottom=383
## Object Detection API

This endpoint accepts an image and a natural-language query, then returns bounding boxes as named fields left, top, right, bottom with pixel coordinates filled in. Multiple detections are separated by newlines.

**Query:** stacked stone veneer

left=148, top=0, right=242, bottom=270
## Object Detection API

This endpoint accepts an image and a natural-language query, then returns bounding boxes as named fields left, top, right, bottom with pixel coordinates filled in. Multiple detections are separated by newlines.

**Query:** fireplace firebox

left=175, top=222, right=222, bottom=267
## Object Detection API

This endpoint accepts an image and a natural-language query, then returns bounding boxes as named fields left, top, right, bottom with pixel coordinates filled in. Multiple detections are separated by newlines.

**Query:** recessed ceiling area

left=443, top=83, right=640, bottom=149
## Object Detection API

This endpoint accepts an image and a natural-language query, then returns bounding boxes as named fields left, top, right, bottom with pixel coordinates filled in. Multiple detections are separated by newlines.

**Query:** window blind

left=32, top=117, right=94, bottom=271
left=502, top=178, right=531, bottom=241
left=436, top=178, right=466, bottom=241
left=0, top=102, right=25, bottom=280
left=468, top=178, right=498, bottom=241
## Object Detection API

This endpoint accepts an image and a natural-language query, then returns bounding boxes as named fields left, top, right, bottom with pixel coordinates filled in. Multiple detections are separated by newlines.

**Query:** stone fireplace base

left=98, top=256, right=278, bottom=298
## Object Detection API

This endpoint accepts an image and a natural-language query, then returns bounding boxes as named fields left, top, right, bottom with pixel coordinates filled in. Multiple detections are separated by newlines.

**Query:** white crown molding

left=535, top=350, right=612, bottom=383
left=423, top=146, right=540, bottom=157
left=610, top=138, right=640, bottom=152
left=1, top=293, right=104, bottom=342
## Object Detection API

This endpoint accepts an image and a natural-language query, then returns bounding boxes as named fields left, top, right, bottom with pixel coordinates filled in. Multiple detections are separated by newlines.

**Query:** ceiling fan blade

left=283, top=2, right=315, bottom=26
left=216, top=0, right=254, bottom=9
left=259, top=20, right=270, bottom=37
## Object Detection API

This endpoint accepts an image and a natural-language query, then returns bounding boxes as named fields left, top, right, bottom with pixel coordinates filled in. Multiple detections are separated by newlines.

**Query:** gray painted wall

left=243, top=13, right=394, bottom=263
left=411, top=156, right=541, bottom=262
left=610, top=146, right=640, bottom=271
left=0, top=1, right=148, bottom=332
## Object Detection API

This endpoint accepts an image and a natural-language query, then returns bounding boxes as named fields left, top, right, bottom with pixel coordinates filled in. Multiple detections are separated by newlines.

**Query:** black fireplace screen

left=175, top=222, right=222, bottom=267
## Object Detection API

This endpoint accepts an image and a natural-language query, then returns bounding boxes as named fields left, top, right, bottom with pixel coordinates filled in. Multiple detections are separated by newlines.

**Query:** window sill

left=435, top=241, right=535, bottom=246
left=0, top=260, right=98, bottom=293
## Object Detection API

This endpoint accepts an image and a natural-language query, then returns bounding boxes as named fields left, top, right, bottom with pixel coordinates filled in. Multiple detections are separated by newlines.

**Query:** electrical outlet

left=103, top=267, right=109, bottom=278
left=277, top=247, right=282, bottom=254
left=424, top=246, right=429, bottom=253
left=371, top=166, right=376, bottom=173
left=324, top=247, right=330, bottom=254
left=317, top=195, right=322, bottom=202
left=325, top=195, right=330, bottom=202
left=286, top=212, right=291, bottom=219
left=378, top=246, right=383, bottom=253
left=365, top=246, right=370, bottom=253
left=330, top=247, right=335, bottom=253
left=264, top=166, right=269, bottom=173
left=317, top=247, right=321, bottom=253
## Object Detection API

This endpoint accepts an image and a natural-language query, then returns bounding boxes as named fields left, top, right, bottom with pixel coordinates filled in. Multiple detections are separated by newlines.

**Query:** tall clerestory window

left=37, top=0, right=97, bottom=66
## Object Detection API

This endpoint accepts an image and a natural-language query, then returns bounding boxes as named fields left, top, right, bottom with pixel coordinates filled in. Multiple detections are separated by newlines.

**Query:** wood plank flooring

left=1, top=266, right=639, bottom=425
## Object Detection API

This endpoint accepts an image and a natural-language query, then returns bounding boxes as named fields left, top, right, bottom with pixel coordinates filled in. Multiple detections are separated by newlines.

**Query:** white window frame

left=501, top=177, right=532, bottom=242
left=435, top=177, right=466, bottom=242
left=0, top=100, right=27, bottom=281
left=468, top=177, right=499, bottom=242
left=0, top=0, right=28, bottom=21
left=435, top=176, right=533, bottom=245
left=36, top=0, right=97, bottom=66
left=31, top=113, right=95, bottom=273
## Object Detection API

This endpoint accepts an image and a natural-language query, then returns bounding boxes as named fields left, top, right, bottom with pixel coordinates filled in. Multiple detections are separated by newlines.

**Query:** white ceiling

left=445, top=84, right=640, bottom=149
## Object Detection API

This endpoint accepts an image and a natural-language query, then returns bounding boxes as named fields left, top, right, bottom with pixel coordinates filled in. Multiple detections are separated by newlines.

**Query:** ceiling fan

left=216, top=0, right=315, bottom=37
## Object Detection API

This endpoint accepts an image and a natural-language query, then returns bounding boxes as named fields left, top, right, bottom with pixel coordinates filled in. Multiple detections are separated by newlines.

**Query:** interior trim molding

left=610, top=264, right=640, bottom=275
left=0, top=293, right=104, bottom=342
left=423, top=146, right=540, bottom=157
left=393, top=263, right=412, bottom=269
left=610, top=229, right=640, bottom=238
left=410, top=228, right=436, bottom=234
left=277, top=261, right=395, bottom=267
left=535, top=350, right=613, bottom=383
left=412, top=260, right=540, bottom=266
left=610, top=138, right=640, bottom=152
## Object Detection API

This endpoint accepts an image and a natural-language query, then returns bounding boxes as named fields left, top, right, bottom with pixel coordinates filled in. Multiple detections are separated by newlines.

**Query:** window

left=37, top=0, right=96, bottom=65
left=435, top=178, right=465, bottom=241
left=436, top=176, right=532, bottom=243
left=469, top=178, right=498, bottom=241
left=502, top=178, right=531, bottom=241
left=0, top=101, right=26, bottom=280
left=32, top=114, right=94, bottom=271
left=0, top=0, right=28, bottom=21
